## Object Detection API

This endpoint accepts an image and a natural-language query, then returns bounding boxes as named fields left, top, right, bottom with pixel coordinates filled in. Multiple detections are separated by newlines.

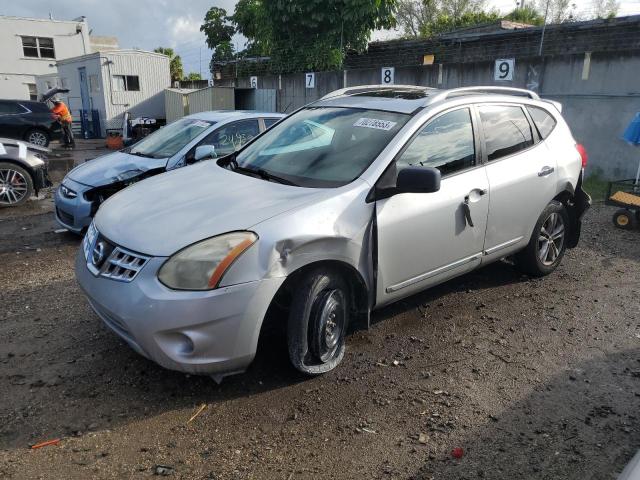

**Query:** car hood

left=67, top=150, right=168, bottom=187
left=94, top=161, right=329, bottom=256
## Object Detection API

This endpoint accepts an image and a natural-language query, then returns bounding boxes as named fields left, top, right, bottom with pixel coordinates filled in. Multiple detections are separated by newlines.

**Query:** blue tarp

left=622, top=112, right=640, bottom=145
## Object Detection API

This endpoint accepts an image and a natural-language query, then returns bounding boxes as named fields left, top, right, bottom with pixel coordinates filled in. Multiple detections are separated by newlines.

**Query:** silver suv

left=76, top=85, right=590, bottom=380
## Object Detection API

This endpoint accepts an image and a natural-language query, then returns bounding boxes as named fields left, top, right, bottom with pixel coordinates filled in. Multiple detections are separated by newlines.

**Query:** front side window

left=234, top=107, right=410, bottom=187
left=21, top=37, right=55, bottom=59
left=479, top=105, right=533, bottom=161
left=128, top=118, right=215, bottom=159
left=198, top=120, right=260, bottom=157
left=0, top=101, right=27, bottom=115
left=527, top=106, right=557, bottom=140
left=113, top=75, right=140, bottom=92
left=397, top=108, right=475, bottom=176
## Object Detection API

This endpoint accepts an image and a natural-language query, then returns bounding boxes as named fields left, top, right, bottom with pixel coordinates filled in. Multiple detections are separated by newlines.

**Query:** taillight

left=576, top=143, right=588, bottom=168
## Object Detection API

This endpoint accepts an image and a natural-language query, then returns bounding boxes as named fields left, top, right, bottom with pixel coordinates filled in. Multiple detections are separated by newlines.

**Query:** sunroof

left=346, top=88, right=431, bottom=100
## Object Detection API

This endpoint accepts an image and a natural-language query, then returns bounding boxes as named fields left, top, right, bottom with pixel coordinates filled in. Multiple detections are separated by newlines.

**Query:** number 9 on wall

left=381, top=67, right=395, bottom=85
left=494, top=59, right=514, bottom=81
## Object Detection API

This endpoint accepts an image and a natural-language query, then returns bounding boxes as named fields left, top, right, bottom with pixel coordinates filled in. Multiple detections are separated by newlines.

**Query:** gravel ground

left=0, top=195, right=638, bottom=480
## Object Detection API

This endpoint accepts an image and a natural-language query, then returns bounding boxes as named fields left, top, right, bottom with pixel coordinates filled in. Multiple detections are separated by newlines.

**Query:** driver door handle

left=538, top=166, right=555, bottom=177
left=462, top=188, right=487, bottom=228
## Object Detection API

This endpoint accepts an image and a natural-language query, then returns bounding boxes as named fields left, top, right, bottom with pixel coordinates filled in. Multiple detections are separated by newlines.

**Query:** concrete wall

left=234, top=51, right=640, bottom=179
left=0, top=15, right=90, bottom=100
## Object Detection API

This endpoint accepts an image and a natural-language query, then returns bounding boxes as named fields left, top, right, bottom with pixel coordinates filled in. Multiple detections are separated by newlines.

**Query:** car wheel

left=613, top=209, right=634, bottom=230
left=0, top=162, right=34, bottom=206
left=515, top=200, right=569, bottom=277
left=25, top=129, right=50, bottom=147
left=287, top=267, right=350, bottom=375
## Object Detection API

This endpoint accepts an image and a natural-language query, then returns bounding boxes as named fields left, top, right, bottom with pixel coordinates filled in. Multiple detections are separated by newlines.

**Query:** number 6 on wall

left=494, top=59, right=514, bottom=81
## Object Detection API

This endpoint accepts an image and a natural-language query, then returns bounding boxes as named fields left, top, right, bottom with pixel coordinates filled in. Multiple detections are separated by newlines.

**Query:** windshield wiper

left=223, top=154, right=297, bottom=186
left=130, top=151, right=156, bottom=159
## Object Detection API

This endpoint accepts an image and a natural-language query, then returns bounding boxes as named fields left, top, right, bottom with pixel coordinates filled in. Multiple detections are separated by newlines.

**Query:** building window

left=89, top=75, right=100, bottom=93
left=27, top=83, right=38, bottom=101
left=21, top=36, right=56, bottom=59
left=112, top=75, right=140, bottom=92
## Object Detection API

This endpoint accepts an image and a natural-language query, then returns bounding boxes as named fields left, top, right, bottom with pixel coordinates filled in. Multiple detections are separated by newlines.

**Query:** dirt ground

left=0, top=182, right=639, bottom=479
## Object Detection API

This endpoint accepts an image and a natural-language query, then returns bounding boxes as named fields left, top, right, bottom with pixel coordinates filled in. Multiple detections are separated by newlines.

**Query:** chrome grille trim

left=99, top=246, right=150, bottom=282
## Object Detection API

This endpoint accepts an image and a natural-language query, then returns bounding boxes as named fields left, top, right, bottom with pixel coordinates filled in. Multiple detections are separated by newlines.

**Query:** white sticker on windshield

left=353, top=117, right=397, bottom=131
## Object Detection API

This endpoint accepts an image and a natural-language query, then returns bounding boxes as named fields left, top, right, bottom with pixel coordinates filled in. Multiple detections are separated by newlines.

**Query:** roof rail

left=429, top=86, right=540, bottom=104
left=320, top=84, right=432, bottom=101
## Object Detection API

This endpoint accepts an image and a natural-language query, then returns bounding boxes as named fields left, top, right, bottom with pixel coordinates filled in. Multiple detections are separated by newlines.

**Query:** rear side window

left=527, top=106, right=557, bottom=139
left=0, top=101, right=27, bottom=115
left=479, top=105, right=533, bottom=161
left=264, top=118, right=280, bottom=128
left=397, top=108, right=476, bottom=176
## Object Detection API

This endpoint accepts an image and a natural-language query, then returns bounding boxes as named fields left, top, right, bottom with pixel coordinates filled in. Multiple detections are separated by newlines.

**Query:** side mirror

left=194, top=144, right=217, bottom=162
left=396, top=166, right=441, bottom=194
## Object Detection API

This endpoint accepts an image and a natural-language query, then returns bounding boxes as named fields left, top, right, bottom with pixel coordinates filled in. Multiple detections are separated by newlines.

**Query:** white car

left=76, top=85, right=591, bottom=380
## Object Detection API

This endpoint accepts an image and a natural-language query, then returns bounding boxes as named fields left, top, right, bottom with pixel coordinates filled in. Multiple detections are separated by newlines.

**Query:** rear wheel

left=287, top=267, right=350, bottom=375
left=613, top=209, right=634, bottom=230
left=24, top=129, right=50, bottom=147
left=515, top=200, right=569, bottom=277
left=0, top=162, right=34, bottom=206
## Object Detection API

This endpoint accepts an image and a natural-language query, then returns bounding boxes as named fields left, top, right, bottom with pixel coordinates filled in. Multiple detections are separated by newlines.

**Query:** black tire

left=24, top=128, right=50, bottom=147
left=0, top=162, right=34, bottom=207
left=515, top=200, right=569, bottom=277
left=613, top=209, right=634, bottom=230
left=287, top=267, right=350, bottom=375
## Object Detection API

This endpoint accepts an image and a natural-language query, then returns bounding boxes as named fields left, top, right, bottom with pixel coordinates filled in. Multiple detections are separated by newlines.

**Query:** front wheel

left=25, top=129, right=50, bottom=147
left=515, top=200, right=569, bottom=277
left=287, top=267, right=350, bottom=375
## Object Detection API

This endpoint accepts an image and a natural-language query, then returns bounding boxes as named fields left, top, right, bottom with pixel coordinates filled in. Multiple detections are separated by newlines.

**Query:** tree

left=154, top=47, right=183, bottom=82
left=200, top=7, right=236, bottom=69
left=591, top=0, right=619, bottom=18
left=504, top=5, right=545, bottom=25
left=395, top=0, right=501, bottom=38
left=230, top=0, right=398, bottom=72
left=535, top=0, right=578, bottom=23
left=184, top=72, right=202, bottom=81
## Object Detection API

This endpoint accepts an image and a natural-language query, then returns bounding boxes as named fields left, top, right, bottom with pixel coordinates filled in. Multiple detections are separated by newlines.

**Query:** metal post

left=538, top=0, right=551, bottom=56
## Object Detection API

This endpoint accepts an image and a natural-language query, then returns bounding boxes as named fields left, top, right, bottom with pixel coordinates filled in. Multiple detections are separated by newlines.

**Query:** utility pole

left=199, top=47, right=202, bottom=78
left=538, top=0, right=551, bottom=56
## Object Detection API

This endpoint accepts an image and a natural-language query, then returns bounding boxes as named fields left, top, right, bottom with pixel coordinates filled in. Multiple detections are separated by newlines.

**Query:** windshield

left=129, top=118, right=214, bottom=159
left=234, top=107, right=409, bottom=187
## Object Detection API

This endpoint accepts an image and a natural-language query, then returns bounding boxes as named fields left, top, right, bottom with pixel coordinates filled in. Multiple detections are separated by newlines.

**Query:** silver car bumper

left=54, top=178, right=93, bottom=233
left=74, top=249, right=285, bottom=376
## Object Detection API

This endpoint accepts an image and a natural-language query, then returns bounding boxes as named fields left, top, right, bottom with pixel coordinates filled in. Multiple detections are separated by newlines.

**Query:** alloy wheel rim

left=0, top=168, right=29, bottom=205
left=312, top=289, right=345, bottom=363
left=28, top=131, right=47, bottom=146
left=537, top=212, right=565, bottom=266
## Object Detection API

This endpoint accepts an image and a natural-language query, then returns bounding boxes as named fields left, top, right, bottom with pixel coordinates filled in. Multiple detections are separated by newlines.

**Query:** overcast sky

left=3, top=0, right=640, bottom=80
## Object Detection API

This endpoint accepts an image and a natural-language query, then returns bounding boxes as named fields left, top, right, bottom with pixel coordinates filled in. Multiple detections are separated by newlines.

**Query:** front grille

left=100, top=247, right=149, bottom=281
left=83, top=222, right=149, bottom=282
left=56, top=207, right=74, bottom=225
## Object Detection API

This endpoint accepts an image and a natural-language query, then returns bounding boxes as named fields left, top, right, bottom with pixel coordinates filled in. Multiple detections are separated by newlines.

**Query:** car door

left=375, top=106, right=490, bottom=307
left=479, top=104, right=558, bottom=263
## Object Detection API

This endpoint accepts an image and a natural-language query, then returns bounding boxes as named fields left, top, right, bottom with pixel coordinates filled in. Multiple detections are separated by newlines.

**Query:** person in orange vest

left=51, top=98, right=75, bottom=149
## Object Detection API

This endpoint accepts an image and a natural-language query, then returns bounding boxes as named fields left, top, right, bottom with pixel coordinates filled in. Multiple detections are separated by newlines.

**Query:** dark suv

left=0, top=99, right=61, bottom=147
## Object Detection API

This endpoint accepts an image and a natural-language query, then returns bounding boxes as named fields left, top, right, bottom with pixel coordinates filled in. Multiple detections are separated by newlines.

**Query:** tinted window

left=397, top=108, right=475, bottom=176
left=235, top=107, right=409, bottom=188
left=199, top=120, right=260, bottom=156
left=264, top=118, right=280, bottom=128
left=479, top=105, right=533, bottom=161
left=0, top=102, right=27, bottom=115
left=527, top=106, right=557, bottom=139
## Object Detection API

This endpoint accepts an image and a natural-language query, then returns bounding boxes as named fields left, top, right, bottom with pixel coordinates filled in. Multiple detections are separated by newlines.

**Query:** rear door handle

left=538, top=166, right=555, bottom=177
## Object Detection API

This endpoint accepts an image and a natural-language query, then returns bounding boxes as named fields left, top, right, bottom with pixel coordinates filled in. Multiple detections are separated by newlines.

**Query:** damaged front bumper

left=75, top=248, right=285, bottom=377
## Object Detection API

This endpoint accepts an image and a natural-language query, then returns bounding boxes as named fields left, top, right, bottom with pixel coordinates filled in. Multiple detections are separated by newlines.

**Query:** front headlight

left=60, top=184, right=77, bottom=198
left=158, top=232, right=257, bottom=290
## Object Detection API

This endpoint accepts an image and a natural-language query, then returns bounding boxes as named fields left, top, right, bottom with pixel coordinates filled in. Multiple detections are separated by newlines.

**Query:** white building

left=0, top=15, right=91, bottom=100
left=40, top=50, right=170, bottom=138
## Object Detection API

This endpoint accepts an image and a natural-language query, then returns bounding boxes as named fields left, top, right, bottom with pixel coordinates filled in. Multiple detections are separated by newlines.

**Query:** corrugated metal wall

left=163, top=87, right=235, bottom=122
